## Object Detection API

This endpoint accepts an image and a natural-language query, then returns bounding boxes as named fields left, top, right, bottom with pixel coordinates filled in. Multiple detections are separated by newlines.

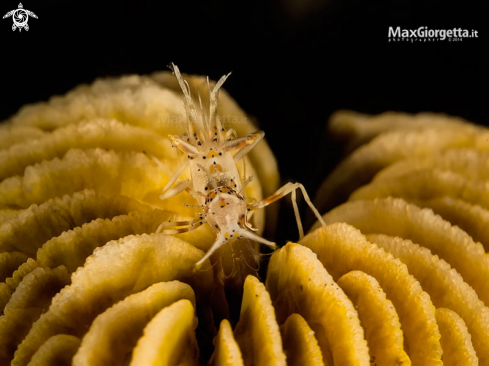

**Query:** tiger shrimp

left=157, top=63, right=325, bottom=268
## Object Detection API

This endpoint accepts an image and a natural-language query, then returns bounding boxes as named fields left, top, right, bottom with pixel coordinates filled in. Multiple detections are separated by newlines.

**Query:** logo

left=3, top=3, right=38, bottom=32
left=388, top=26, right=478, bottom=43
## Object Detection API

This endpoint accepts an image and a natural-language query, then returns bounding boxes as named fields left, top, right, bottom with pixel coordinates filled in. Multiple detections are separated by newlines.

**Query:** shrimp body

left=158, top=64, right=325, bottom=268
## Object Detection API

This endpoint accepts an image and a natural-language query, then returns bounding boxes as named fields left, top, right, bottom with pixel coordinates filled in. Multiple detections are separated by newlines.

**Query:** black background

left=0, top=0, right=486, bottom=240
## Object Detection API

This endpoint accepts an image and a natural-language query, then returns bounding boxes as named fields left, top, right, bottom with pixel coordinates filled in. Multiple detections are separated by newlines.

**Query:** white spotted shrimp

left=157, top=63, right=325, bottom=268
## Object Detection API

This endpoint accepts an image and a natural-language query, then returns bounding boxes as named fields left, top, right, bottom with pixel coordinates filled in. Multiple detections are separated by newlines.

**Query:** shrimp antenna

left=170, top=63, right=206, bottom=142
left=208, top=72, right=231, bottom=139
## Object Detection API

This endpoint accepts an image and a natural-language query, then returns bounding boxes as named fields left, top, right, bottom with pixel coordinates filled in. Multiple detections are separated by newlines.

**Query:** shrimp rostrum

left=157, top=64, right=325, bottom=268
